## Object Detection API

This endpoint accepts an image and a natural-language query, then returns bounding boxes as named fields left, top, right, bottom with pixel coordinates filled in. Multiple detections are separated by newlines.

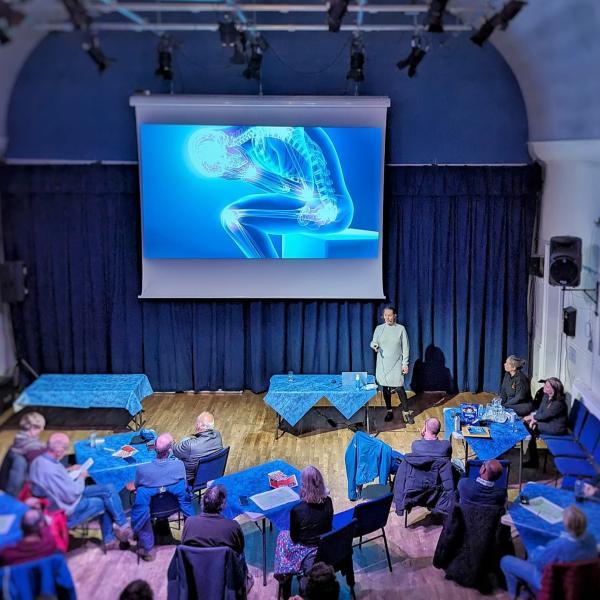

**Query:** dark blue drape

left=0, top=164, right=540, bottom=393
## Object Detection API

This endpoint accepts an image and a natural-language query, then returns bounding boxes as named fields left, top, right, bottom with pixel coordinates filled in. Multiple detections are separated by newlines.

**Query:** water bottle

left=454, top=414, right=461, bottom=433
left=355, top=373, right=361, bottom=390
left=89, top=431, right=97, bottom=448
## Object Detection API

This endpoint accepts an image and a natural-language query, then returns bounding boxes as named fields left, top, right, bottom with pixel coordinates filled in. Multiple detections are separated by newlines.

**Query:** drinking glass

left=287, top=370, right=294, bottom=383
left=574, top=479, right=584, bottom=502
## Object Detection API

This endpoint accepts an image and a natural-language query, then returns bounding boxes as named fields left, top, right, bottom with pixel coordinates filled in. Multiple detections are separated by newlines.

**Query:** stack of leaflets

left=461, top=425, right=491, bottom=438
left=268, top=470, right=298, bottom=489
left=112, top=445, right=138, bottom=459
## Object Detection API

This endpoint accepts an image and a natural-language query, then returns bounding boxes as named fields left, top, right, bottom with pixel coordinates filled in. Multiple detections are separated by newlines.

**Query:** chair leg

left=358, top=535, right=362, bottom=550
left=404, top=510, right=408, bottom=527
left=382, top=528, right=392, bottom=572
left=543, top=450, right=548, bottom=474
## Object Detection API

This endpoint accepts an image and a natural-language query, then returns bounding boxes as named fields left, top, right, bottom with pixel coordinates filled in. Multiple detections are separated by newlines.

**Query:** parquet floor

left=0, top=391, right=517, bottom=600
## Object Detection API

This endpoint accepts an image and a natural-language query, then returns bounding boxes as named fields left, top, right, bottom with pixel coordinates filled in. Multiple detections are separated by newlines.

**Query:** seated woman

left=522, top=377, right=568, bottom=468
left=274, top=466, right=333, bottom=599
left=500, top=505, right=597, bottom=597
left=499, top=356, right=532, bottom=416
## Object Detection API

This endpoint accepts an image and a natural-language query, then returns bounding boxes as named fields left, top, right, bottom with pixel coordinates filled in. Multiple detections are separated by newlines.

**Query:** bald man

left=29, top=433, right=131, bottom=549
left=411, top=417, right=452, bottom=457
left=173, top=412, right=224, bottom=482
left=457, top=459, right=507, bottom=507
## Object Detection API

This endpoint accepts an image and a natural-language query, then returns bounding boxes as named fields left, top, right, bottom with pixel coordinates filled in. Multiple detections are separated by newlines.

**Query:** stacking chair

left=544, top=410, right=600, bottom=459
left=192, top=446, right=230, bottom=497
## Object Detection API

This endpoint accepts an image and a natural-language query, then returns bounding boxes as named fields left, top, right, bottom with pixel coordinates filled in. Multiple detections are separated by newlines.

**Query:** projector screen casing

left=131, top=95, right=390, bottom=299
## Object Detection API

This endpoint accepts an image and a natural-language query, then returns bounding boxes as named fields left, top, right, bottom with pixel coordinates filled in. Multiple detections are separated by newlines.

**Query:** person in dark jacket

left=522, top=377, right=568, bottom=467
left=411, top=417, right=452, bottom=457
left=457, top=459, right=506, bottom=507
left=499, top=355, right=532, bottom=416
left=274, top=466, right=333, bottom=599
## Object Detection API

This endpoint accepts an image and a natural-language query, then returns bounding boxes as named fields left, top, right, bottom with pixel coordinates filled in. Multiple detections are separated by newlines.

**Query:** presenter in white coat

left=370, top=306, right=412, bottom=424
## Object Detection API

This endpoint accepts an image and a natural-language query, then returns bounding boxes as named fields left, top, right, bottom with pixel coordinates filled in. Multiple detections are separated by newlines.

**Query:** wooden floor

left=0, top=390, right=528, bottom=600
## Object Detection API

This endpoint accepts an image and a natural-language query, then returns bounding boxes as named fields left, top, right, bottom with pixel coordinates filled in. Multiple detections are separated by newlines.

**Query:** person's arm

left=499, top=374, right=508, bottom=402
left=510, top=373, right=531, bottom=405
left=370, top=325, right=381, bottom=351
left=172, top=437, right=191, bottom=460
left=401, top=326, right=410, bottom=371
left=535, top=399, right=564, bottom=422
left=289, top=505, right=300, bottom=544
left=49, top=463, right=85, bottom=505
left=233, top=522, right=245, bottom=554
left=529, top=538, right=561, bottom=570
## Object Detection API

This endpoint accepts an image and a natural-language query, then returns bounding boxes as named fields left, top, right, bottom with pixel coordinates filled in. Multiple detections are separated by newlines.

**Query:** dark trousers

left=382, top=386, right=409, bottom=411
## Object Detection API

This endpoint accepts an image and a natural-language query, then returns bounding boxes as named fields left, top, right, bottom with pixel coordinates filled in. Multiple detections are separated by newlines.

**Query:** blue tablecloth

left=74, top=432, right=156, bottom=491
left=0, top=492, right=28, bottom=549
left=264, top=374, right=377, bottom=427
left=509, top=482, right=600, bottom=555
left=15, top=374, right=153, bottom=416
left=212, top=459, right=302, bottom=532
left=444, top=406, right=529, bottom=460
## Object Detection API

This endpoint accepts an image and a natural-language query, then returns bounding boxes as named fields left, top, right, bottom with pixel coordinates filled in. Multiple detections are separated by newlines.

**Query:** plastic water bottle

left=89, top=431, right=97, bottom=448
left=355, top=373, right=361, bottom=390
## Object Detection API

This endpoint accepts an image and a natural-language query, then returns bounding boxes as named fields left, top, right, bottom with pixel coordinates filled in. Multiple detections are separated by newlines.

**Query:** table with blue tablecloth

left=74, top=432, right=156, bottom=491
left=211, top=459, right=302, bottom=586
left=505, top=482, right=600, bottom=556
left=15, top=374, right=154, bottom=430
left=0, top=492, right=28, bottom=550
left=444, top=406, right=530, bottom=488
left=264, top=374, right=378, bottom=438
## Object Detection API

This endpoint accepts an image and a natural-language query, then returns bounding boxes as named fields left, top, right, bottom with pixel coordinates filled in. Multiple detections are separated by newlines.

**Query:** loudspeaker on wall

left=549, top=236, right=582, bottom=287
left=563, top=306, right=577, bottom=337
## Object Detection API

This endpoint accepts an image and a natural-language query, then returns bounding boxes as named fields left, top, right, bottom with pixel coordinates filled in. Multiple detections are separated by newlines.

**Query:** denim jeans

left=68, top=484, right=127, bottom=543
left=500, top=555, right=542, bottom=597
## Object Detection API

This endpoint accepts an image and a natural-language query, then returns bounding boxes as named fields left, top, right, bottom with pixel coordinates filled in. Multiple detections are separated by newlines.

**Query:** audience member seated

left=298, top=561, right=340, bottom=600
left=274, top=466, right=334, bottom=599
left=499, top=355, right=532, bottom=416
left=182, top=485, right=244, bottom=554
left=393, top=417, right=455, bottom=518
left=457, top=459, right=506, bottom=507
left=130, top=433, right=194, bottom=561
left=119, top=579, right=154, bottom=600
left=29, top=432, right=132, bottom=550
left=173, top=412, right=224, bottom=482
left=0, top=509, right=58, bottom=566
left=500, top=505, right=597, bottom=598
left=522, top=377, right=568, bottom=468
left=0, top=412, right=46, bottom=496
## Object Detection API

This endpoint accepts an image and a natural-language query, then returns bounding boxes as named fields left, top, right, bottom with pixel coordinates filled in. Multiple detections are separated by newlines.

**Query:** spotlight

left=471, top=1, right=526, bottom=46
left=61, top=0, right=92, bottom=30
left=497, top=0, right=527, bottom=30
left=397, top=37, right=428, bottom=78
left=0, top=1, right=25, bottom=27
left=155, top=35, right=173, bottom=81
left=0, top=27, right=10, bottom=45
left=230, top=31, right=247, bottom=65
left=82, top=34, right=109, bottom=72
left=425, top=0, right=449, bottom=33
left=218, top=16, right=238, bottom=47
left=243, top=35, right=267, bottom=80
left=328, top=0, right=350, bottom=33
left=347, top=36, right=365, bottom=82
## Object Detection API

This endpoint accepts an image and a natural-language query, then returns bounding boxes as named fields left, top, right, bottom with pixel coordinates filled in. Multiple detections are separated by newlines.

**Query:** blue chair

left=192, top=446, right=230, bottom=496
left=465, top=459, right=511, bottom=492
left=545, top=412, right=600, bottom=458
left=553, top=440, right=600, bottom=479
left=541, top=399, right=588, bottom=442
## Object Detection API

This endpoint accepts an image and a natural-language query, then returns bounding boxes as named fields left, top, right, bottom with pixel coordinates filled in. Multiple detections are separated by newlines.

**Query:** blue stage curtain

left=0, top=164, right=540, bottom=393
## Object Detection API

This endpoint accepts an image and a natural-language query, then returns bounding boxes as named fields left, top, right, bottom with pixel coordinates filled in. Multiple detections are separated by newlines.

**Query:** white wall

left=530, top=140, right=600, bottom=413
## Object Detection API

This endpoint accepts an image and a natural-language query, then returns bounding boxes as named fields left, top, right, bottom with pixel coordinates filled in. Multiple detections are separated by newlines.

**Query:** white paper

left=521, top=496, right=564, bottom=524
left=0, top=514, right=16, bottom=535
left=250, top=486, right=300, bottom=511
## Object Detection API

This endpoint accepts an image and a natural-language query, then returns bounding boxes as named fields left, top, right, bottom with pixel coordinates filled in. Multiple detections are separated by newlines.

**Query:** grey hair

left=202, top=485, right=227, bottom=514
left=19, top=412, right=46, bottom=432
left=507, top=355, right=526, bottom=370
left=300, top=465, right=329, bottom=504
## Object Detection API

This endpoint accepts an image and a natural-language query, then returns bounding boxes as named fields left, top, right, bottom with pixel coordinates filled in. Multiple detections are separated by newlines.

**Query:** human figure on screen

left=187, top=126, right=355, bottom=258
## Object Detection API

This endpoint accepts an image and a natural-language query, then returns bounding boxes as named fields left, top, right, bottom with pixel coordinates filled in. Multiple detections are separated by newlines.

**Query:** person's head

left=119, top=579, right=154, bottom=600
left=18, top=412, right=46, bottom=438
left=543, top=377, right=564, bottom=401
left=155, top=433, right=173, bottom=459
left=21, top=509, right=45, bottom=537
left=480, top=459, right=503, bottom=482
left=202, top=485, right=227, bottom=514
left=421, top=417, right=441, bottom=440
left=195, top=412, right=215, bottom=434
left=304, top=561, right=340, bottom=600
left=504, top=355, right=526, bottom=374
left=563, top=505, right=587, bottom=538
left=300, top=465, right=329, bottom=504
left=382, top=305, right=397, bottom=326
left=46, top=432, right=70, bottom=461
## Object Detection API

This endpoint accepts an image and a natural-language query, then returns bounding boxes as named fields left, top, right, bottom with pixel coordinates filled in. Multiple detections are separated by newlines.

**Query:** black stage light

left=155, top=35, right=173, bottom=81
left=82, top=34, right=109, bottom=72
left=498, top=0, right=527, bottom=30
left=230, top=31, right=247, bottom=65
left=0, top=1, right=25, bottom=27
left=328, top=0, right=350, bottom=33
left=397, top=38, right=427, bottom=78
left=0, top=27, right=10, bottom=44
left=61, top=0, right=92, bottom=30
left=243, top=38, right=266, bottom=80
left=218, top=17, right=238, bottom=46
left=426, top=0, right=449, bottom=33
left=346, top=37, right=365, bottom=82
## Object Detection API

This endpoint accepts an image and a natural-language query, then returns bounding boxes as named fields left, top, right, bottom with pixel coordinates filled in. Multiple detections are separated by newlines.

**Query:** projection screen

left=131, top=94, right=390, bottom=299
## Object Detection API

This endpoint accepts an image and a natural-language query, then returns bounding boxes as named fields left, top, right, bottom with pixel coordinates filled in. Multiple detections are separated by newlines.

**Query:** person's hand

left=372, top=343, right=379, bottom=352
left=24, top=497, right=42, bottom=509
left=78, top=469, right=89, bottom=480
left=66, top=464, right=80, bottom=471
left=125, top=481, right=136, bottom=492
left=583, top=483, right=598, bottom=498
left=402, top=366, right=409, bottom=375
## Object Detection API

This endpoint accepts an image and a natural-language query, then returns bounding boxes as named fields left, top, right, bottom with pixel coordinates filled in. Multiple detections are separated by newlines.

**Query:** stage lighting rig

left=61, top=0, right=92, bottom=30
left=397, top=36, right=428, bottom=78
left=471, top=1, right=526, bottom=46
left=346, top=35, right=365, bottom=83
left=243, top=35, right=268, bottom=80
left=425, top=0, right=449, bottom=33
left=0, top=1, right=25, bottom=27
left=328, top=0, right=350, bottom=33
left=218, top=15, right=238, bottom=47
left=82, top=33, right=109, bottom=72
left=155, top=35, right=173, bottom=81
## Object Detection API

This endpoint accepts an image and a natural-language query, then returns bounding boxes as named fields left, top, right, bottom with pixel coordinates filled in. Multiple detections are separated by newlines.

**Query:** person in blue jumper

left=500, top=504, right=597, bottom=597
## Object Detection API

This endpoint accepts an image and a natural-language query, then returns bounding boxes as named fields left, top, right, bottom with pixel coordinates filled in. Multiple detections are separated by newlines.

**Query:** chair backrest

left=579, top=413, right=600, bottom=454
left=538, top=558, right=600, bottom=600
left=572, top=401, right=589, bottom=438
left=150, top=491, right=181, bottom=519
left=314, top=518, right=357, bottom=570
left=0, top=449, right=27, bottom=497
left=465, top=459, right=511, bottom=491
left=192, top=447, right=230, bottom=492
left=352, top=493, right=393, bottom=537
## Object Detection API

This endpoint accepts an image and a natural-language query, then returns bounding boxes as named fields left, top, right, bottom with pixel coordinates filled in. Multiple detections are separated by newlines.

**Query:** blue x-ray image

left=140, top=124, right=382, bottom=259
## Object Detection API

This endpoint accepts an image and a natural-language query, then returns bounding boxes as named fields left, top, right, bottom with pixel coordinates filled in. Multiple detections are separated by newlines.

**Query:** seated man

left=412, top=417, right=452, bottom=457
left=29, top=433, right=132, bottom=550
left=182, top=485, right=244, bottom=554
left=173, top=412, right=224, bottom=482
left=458, top=459, right=506, bottom=507
left=0, top=508, right=58, bottom=566
left=131, top=433, right=194, bottom=561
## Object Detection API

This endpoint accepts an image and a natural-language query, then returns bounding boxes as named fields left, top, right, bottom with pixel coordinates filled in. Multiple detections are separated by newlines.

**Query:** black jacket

left=290, top=497, right=333, bottom=547
left=499, top=371, right=532, bottom=412
left=535, top=394, right=568, bottom=435
left=182, top=513, right=245, bottom=555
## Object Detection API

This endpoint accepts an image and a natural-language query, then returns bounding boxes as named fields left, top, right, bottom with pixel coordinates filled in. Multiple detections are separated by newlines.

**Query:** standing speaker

left=549, top=236, right=582, bottom=287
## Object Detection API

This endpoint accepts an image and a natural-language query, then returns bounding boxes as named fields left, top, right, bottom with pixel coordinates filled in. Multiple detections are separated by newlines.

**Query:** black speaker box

left=0, top=261, right=27, bottom=303
left=549, top=236, right=582, bottom=287
left=563, top=306, right=577, bottom=337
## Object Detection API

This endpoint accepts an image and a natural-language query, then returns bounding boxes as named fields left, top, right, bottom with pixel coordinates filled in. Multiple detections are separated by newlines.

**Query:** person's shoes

left=403, top=411, right=415, bottom=425
left=384, top=410, right=394, bottom=422
left=138, top=548, right=155, bottom=562
left=113, top=523, right=133, bottom=543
